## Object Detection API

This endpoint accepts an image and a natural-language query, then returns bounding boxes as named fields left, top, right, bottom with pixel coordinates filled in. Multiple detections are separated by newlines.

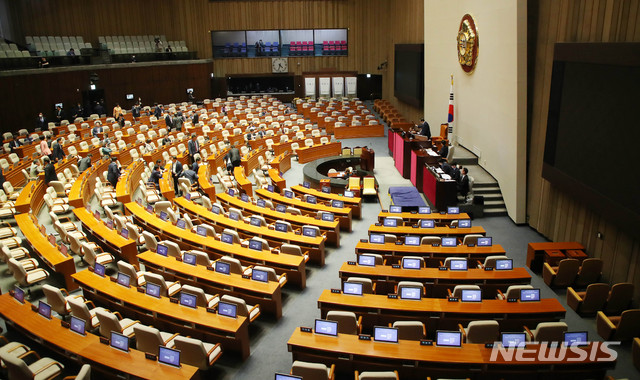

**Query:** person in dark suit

left=438, top=141, right=449, bottom=159
left=36, top=113, right=47, bottom=130
left=72, top=103, right=84, bottom=120
left=51, top=137, right=65, bottom=162
left=54, top=106, right=63, bottom=123
left=450, top=162, right=461, bottom=182
left=107, top=157, right=120, bottom=188
left=415, top=118, right=431, bottom=139
left=191, top=112, right=199, bottom=125
left=149, top=165, right=163, bottom=188
left=187, top=134, right=199, bottom=164
left=78, top=154, right=92, bottom=173
left=43, top=157, right=57, bottom=185
left=181, top=168, right=198, bottom=185
left=170, top=156, right=183, bottom=195
left=440, top=159, right=453, bottom=176
left=458, top=167, right=469, bottom=198
left=228, top=146, right=241, bottom=169
left=8, top=135, right=21, bottom=151
left=191, top=156, right=201, bottom=173
left=165, top=113, right=174, bottom=131
left=131, top=103, right=141, bottom=121
left=153, top=103, right=162, bottom=118
left=94, top=101, right=105, bottom=116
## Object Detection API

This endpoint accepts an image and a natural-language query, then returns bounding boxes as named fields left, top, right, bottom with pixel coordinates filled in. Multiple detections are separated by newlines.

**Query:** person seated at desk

left=149, top=165, right=163, bottom=189
left=8, top=135, right=21, bottom=151
left=182, top=168, right=199, bottom=186
left=438, top=140, right=449, bottom=158
left=78, top=154, right=93, bottom=173
left=92, top=121, right=103, bottom=137
left=29, top=160, right=43, bottom=178
left=191, top=156, right=201, bottom=172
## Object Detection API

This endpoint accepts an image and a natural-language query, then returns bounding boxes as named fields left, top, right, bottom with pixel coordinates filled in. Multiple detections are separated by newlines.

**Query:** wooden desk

left=255, top=188, right=352, bottom=232
left=15, top=213, right=77, bottom=290
left=297, top=142, right=342, bottom=164
left=234, top=166, right=253, bottom=197
left=73, top=207, right=138, bottom=265
left=338, top=262, right=531, bottom=298
left=72, top=269, right=251, bottom=359
left=174, top=197, right=326, bottom=266
left=268, top=169, right=286, bottom=192
left=0, top=294, right=200, bottom=379
left=317, top=289, right=566, bottom=334
left=422, top=164, right=458, bottom=211
left=126, top=202, right=307, bottom=288
left=377, top=211, right=470, bottom=225
left=68, top=158, right=111, bottom=208
left=333, top=123, right=384, bottom=139
left=138, top=251, right=284, bottom=319
left=159, top=163, right=175, bottom=201
left=287, top=330, right=614, bottom=380
left=198, top=163, right=216, bottom=201
left=368, top=224, right=486, bottom=238
left=291, top=185, right=362, bottom=219
left=241, top=147, right=266, bottom=175
left=14, top=181, right=39, bottom=214
left=270, top=151, right=291, bottom=173
left=216, top=192, right=341, bottom=247
left=526, top=242, right=585, bottom=273
left=116, top=161, right=145, bottom=204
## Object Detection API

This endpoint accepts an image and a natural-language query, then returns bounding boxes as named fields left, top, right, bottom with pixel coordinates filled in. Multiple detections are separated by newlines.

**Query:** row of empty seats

left=26, top=35, right=92, bottom=56
left=99, top=35, right=189, bottom=54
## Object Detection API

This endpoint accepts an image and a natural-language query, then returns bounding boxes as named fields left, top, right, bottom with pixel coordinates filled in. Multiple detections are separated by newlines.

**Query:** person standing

left=51, top=137, right=65, bottom=162
left=43, top=157, right=56, bottom=185
left=170, top=156, right=183, bottom=195
left=173, top=112, right=183, bottom=132
left=149, top=165, right=163, bottom=188
left=165, top=112, right=174, bottom=131
left=36, top=112, right=47, bottom=130
left=458, top=167, right=469, bottom=199
left=107, top=157, right=120, bottom=188
left=113, top=103, right=123, bottom=119
left=131, top=103, right=141, bottom=122
left=187, top=134, right=199, bottom=165
left=416, top=118, right=431, bottom=139
left=228, top=146, right=241, bottom=169
left=54, top=105, right=63, bottom=124
left=39, top=136, right=52, bottom=159
left=78, top=154, right=92, bottom=173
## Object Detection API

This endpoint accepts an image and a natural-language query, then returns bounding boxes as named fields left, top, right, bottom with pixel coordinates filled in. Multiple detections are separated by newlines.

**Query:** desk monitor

left=110, top=331, right=129, bottom=352
left=275, top=222, right=288, bottom=232
left=358, top=254, right=376, bottom=267
left=157, top=244, right=169, bottom=256
left=252, top=269, right=269, bottom=283
left=404, top=236, right=420, bottom=246
left=303, top=181, right=311, bottom=188
left=564, top=331, right=589, bottom=347
left=248, top=240, right=263, bottom=251
left=94, top=263, right=106, bottom=277
left=373, top=326, right=399, bottom=343
left=321, top=186, right=331, bottom=194
left=120, top=228, right=129, bottom=239
left=215, top=261, right=231, bottom=275
left=276, top=204, right=286, bottom=213
left=420, top=219, right=435, bottom=228
left=400, top=286, right=422, bottom=300
left=477, top=237, right=493, bottom=246
left=256, top=199, right=266, bottom=208
left=389, top=205, right=402, bottom=213
left=321, top=212, right=334, bottom=221
left=218, top=301, right=237, bottom=318
left=126, top=94, right=134, bottom=100
left=418, top=206, right=431, bottom=214
left=221, top=232, right=234, bottom=244
left=267, top=185, right=274, bottom=192
left=159, top=211, right=168, bottom=221
left=69, top=316, right=86, bottom=336
left=284, top=190, right=294, bottom=199
left=343, top=282, right=363, bottom=296
left=13, top=286, right=24, bottom=303
left=106, top=219, right=114, bottom=229
left=383, top=218, right=397, bottom=227
left=314, top=319, right=338, bottom=336
left=369, top=234, right=385, bottom=244
left=196, top=225, right=208, bottom=237
left=449, top=259, right=468, bottom=271
left=211, top=205, right=221, bottom=214
left=240, top=193, right=249, bottom=202
left=495, top=259, right=513, bottom=270
left=306, top=195, right=317, bottom=204
left=302, top=227, right=316, bottom=237
left=250, top=217, right=262, bottom=227
left=146, top=282, right=161, bottom=298
left=461, top=289, right=482, bottom=302
left=344, top=190, right=354, bottom=198
left=275, top=374, right=302, bottom=380
left=145, top=205, right=153, bottom=213
left=520, top=288, right=541, bottom=302
left=158, top=346, right=181, bottom=368
left=447, top=207, right=460, bottom=214
left=229, top=211, right=240, bottom=221
left=228, top=189, right=235, bottom=196
left=501, top=332, right=526, bottom=348
left=436, top=331, right=462, bottom=347
left=331, top=200, right=344, bottom=208
left=402, top=257, right=421, bottom=269
left=458, top=219, right=471, bottom=228
left=442, top=237, right=457, bottom=247
left=185, top=193, right=191, bottom=201
left=182, top=252, right=197, bottom=266
left=176, top=219, right=186, bottom=229
left=179, top=292, right=197, bottom=309
left=116, top=272, right=131, bottom=288
left=38, top=301, right=52, bottom=319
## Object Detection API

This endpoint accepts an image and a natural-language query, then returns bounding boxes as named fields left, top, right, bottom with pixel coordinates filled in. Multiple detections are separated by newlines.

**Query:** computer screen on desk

left=419, top=206, right=431, bottom=214
left=402, top=257, right=421, bottom=269
left=157, top=244, right=169, bottom=256
left=314, top=319, right=338, bottom=336
left=373, top=326, right=399, bottom=343
left=275, top=374, right=302, bottom=380
left=176, top=219, right=186, bottom=229
left=321, top=186, right=331, bottom=194
left=179, top=292, right=197, bottom=309
left=229, top=211, right=240, bottom=221
left=302, top=227, right=316, bottom=237
left=182, top=252, right=197, bottom=266
left=219, top=232, right=232, bottom=244
left=275, top=222, right=288, bottom=232
left=520, top=288, right=540, bottom=302
left=215, top=261, right=231, bottom=275
left=110, top=331, right=129, bottom=352
left=449, top=259, right=468, bottom=271
left=501, top=332, right=526, bottom=348
left=343, top=282, right=363, bottom=296
left=284, top=190, right=294, bottom=199
left=256, top=199, right=266, bottom=208
left=400, top=286, right=422, bottom=300
left=447, top=207, right=460, bottom=214
left=159, top=211, right=168, bottom=221
left=241, top=193, right=249, bottom=202
left=252, top=269, right=269, bottom=283
left=117, top=272, right=131, bottom=288
left=70, top=316, right=86, bottom=336
left=383, top=218, right=397, bottom=227
left=458, top=219, right=471, bottom=228
left=218, top=301, right=237, bottom=318
left=306, top=195, right=317, bottom=204
left=461, top=289, right=482, bottom=302
left=495, top=259, right=513, bottom=270
left=477, top=237, right=492, bottom=246
left=267, top=185, right=274, bottom=192
left=120, top=228, right=129, bottom=238
left=369, top=234, right=385, bottom=244
left=344, top=190, right=354, bottom=198
left=38, top=301, right=52, bottom=319
left=322, top=212, right=334, bottom=221
left=13, top=286, right=24, bottom=303
left=436, top=331, right=462, bottom=347
left=211, top=205, right=221, bottom=214
left=389, top=205, right=402, bottom=213
left=250, top=217, right=262, bottom=227
left=420, top=219, right=435, bottom=228
left=303, top=181, right=311, bottom=188
left=358, top=254, right=376, bottom=267
left=146, top=282, right=161, bottom=298
left=94, top=263, right=106, bottom=277
left=404, top=236, right=420, bottom=246
left=276, top=204, right=286, bottom=213
left=158, top=346, right=181, bottom=368
left=249, top=240, right=263, bottom=251
left=442, top=237, right=457, bottom=247
left=564, top=332, right=588, bottom=346
left=331, top=200, right=344, bottom=208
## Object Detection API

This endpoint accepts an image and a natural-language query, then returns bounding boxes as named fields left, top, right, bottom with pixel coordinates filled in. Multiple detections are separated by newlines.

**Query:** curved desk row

left=291, top=184, right=362, bottom=219
left=297, top=141, right=342, bottom=164
left=73, top=207, right=138, bottom=265
left=333, top=123, right=384, bottom=140
left=367, top=225, right=486, bottom=238
left=377, top=210, right=470, bottom=224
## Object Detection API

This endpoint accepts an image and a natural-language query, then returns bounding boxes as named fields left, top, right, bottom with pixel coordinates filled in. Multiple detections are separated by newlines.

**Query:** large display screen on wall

left=543, top=43, right=640, bottom=234
left=394, top=44, right=424, bottom=108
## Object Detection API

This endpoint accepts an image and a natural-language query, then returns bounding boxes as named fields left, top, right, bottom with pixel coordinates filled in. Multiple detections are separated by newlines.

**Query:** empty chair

left=81, top=242, right=115, bottom=267
left=95, top=308, right=141, bottom=339
left=142, top=231, right=159, bottom=252
left=597, top=309, right=640, bottom=341
left=392, top=321, right=426, bottom=341
left=459, top=320, right=500, bottom=343
left=479, top=255, right=509, bottom=269
left=181, top=284, right=219, bottom=308
left=280, top=243, right=309, bottom=262
left=117, top=260, right=146, bottom=286
left=449, top=284, right=481, bottom=298
left=290, top=360, right=335, bottom=380
left=0, top=351, right=64, bottom=380
left=401, top=256, right=424, bottom=269
left=68, top=297, right=108, bottom=332
left=8, top=258, right=49, bottom=289
left=574, top=258, right=603, bottom=287
left=347, top=176, right=361, bottom=193
left=543, top=258, right=580, bottom=288
left=326, top=310, right=361, bottom=335
left=383, top=234, right=397, bottom=243
left=461, top=234, right=483, bottom=245
left=524, top=321, right=568, bottom=343
left=362, top=176, right=376, bottom=196
left=420, top=236, right=441, bottom=245
left=143, top=272, right=181, bottom=297
left=355, top=371, right=399, bottom=380
left=567, top=283, right=610, bottom=316
left=496, top=284, right=533, bottom=300
left=172, top=336, right=222, bottom=370
left=604, top=282, right=634, bottom=315
left=220, top=294, right=260, bottom=322
left=252, top=265, right=287, bottom=286
left=133, top=324, right=179, bottom=355
left=345, top=277, right=375, bottom=294
left=42, top=284, right=83, bottom=319
left=68, top=364, right=91, bottom=380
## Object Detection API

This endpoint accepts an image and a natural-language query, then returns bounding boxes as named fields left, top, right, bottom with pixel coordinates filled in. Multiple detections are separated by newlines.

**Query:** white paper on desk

left=436, top=168, right=444, bottom=174
left=441, top=174, right=452, bottom=180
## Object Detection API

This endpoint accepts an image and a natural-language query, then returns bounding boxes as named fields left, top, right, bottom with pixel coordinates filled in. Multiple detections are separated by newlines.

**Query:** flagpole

left=448, top=74, right=455, bottom=146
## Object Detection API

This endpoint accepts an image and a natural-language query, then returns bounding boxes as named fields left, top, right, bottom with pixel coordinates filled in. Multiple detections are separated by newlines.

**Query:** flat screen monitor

left=182, top=252, right=197, bottom=266
left=250, top=217, right=262, bottom=227
left=302, top=227, right=316, bottom=237
left=116, top=272, right=131, bottom=288
left=120, top=228, right=129, bottom=239
left=179, top=292, right=198, bottom=309
left=420, top=219, right=435, bottom=228
left=306, top=195, right=317, bottom=204
left=501, top=332, right=527, bottom=348
left=196, top=226, right=208, bottom=237
left=276, top=204, right=286, bottom=213
left=248, top=240, right=263, bottom=251
left=146, top=282, right=161, bottom=298
left=229, top=212, right=240, bottom=221
left=240, top=193, right=249, bottom=202
left=436, top=331, right=462, bottom=347
left=256, top=199, right=266, bottom=208
left=369, top=234, right=385, bottom=244
left=211, top=205, right=221, bottom=214
left=321, top=212, right=334, bottom=221
left=400, top=286, right=422, bottom=300
left=284, top=190, right=294, bottom=198
left=520, top=288, right=541, bottom=302
left=218, top=301, right=237, bottom=318
left=274, top=222, right=288, bottom=232
left=418, top=206, right=431, bottom=214
left=442, top=237, right=457, bottom=247
left=228, top=189, right=235, bottom=196
left=383, top=218, right=397, bottom=227
left=344, top=190, right=354, bottom=198
left=402, top=257, right=421, bottom=269
left=275, top=374, right=302, bottom=380
left=145, top=205, right=153, bottom=213
left=458, top=219, right=471, bottom=228
left=176, top=219, right=186, bottom=229
left=447, top=207, right=460, bottom=214
left=358, top=254, right=376, bottom=267
left=252, top=269, right=269, bottom=283
left=221, top=233, right=233, bottom=244
left=13, top=286, right=24, bottom=303
left=373, top=326, right=399, bottom=343
left=55, top=102, right=63, bottom=108
left=404, top=236, right=420, bottom=246
left=477, top=237, right=492, bottom=246
left=314, top=319, right=338, bottom=336
left=495, top=259, right=513, bottom=270
left=267, top=185, right=274, bottom=192
left=564, top=331, right=589, bottom=346
left=215, top=261, right=231, bottom=275
left=331, top=200, right=344, bottom=208
left=389, top=205, right=402, bottom=213
left=94, top=263, right=106, bottom=277
left=449, top=259, right=468, bottom=271
left=70, top=316, right=86, bottom=336
left=321, top=186, right=331, bottom=194
left=461, top=289, right=482, bottom=302
left=303, top=181, right=310, bottom=188
left=106, top=219, right=114, bottom=229
left=126, top=94, right=134, bottom=100
left=343, top=282, right=363, bottom=296
left=38, top=301, right=52, bottom=319
left=110, top=331, right=129, bottom=352
left=157, top=244, right=169, bottom=256
left=159, top=211, right=168, bottom=221
left=158, top=346, right=181, bottom=367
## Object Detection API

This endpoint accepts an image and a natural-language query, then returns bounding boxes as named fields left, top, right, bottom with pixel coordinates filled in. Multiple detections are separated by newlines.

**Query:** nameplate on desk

left=412, top=224, right=418, bottom=228
left=60, top=320, right=70, bottom=329
left=294, top=230, right=301, bottom=235
left=395, top=241, right=403, bottom=245
left=484, top=267, right=494, bottom=271
left=410, top=211, right=417, bottom=214
left=439, top=267, right=448, bottom=271
left=391, top=264, right=400, bottom=269
left=440, top=211, right=446, bottom=215
left=449, top=225, right=457, bottom=229
left=206, top=307, right=216, bottom=313
left=175, top=257, right=183, bottom=262
left=360, top=239, right=368, bottom=243
left=432, top=243, right=440, bottom=247
left=31, top=304, right=38, bottom=312
left=420, top=340, right=433, bottom=346
left=169, top=298, right=179, bottom=304
left=109, top=276, right=117, bottom=283
left=300, top=326, right=312, bottom=333
left=242, top=274, right=250, bottom=279
left=331, top=288, right=341, bottom=294
left=347, top=261, right=356, bottom=266
left=448, top=297, right=459, bottom=302
left=99, top=336, right=109, bottom=345
left=485, top=343, right=494, bottom=348
left=145, top=353, right=158, bottom=361
left=507, top=298, right=518, bottom=303
left=358, top=334, right=372, bottom=341
left=467, top=243, right=475, bottom=247
left=206, top=265, right=215, bottom=271
left=381, top=209, right=388, bottom=213
left=136, top=287, right=145, bottom=293
left=375, top=223, right=382, bottom=227
left=88, top=266, right=94, bottom=273
left=387, top=294, right=398, bottom=299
